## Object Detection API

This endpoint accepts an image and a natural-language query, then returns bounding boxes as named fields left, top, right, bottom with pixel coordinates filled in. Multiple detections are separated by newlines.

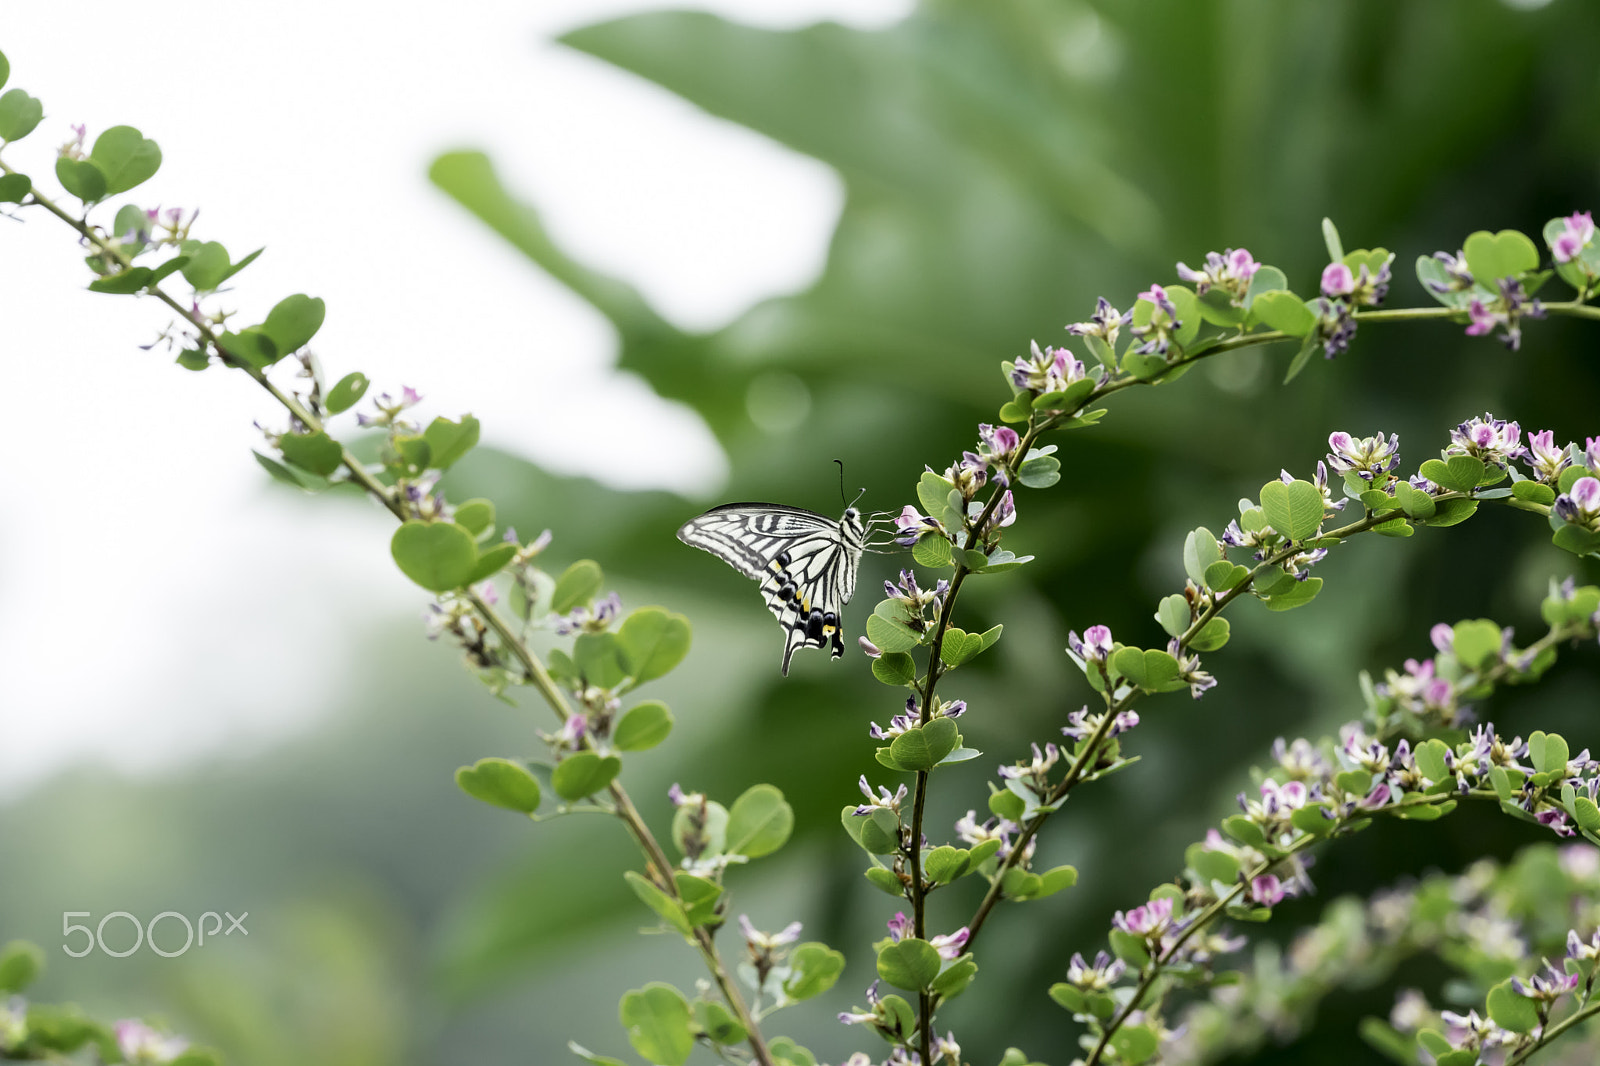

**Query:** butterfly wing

left=677, top=503, right=864, bottom=675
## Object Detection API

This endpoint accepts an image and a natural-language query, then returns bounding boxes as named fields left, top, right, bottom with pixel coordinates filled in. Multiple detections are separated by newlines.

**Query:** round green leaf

left=624, top=871, right=691, bottom=936
left=55, top=157, right=107, bottom=203
left=843, top=805, right=901, bottom=855
left=467, top=543, right=517, bottom=583
left=180, top=241, right=233, bottom=291
left=888, top=717, right=959, bottom=771
left=325, top=371, right=370, bottom=414
left=423, top=414, right=481, bottom=469
left=262, top=294, right=325, bottom=355
left=618, top=983, right=694, bottom=1066
left=865, top=612, right=921, bottom=654
left=0, top=50, right=9, bottom=91
left=455, top=757, right=541, bottom=813
left=0, top=172, right=30, bottom=203
left=574, top=632, right=626, bottom=688
left=613, top=700, right=674, bottom=751
left=1111, top=1024, right=1160, bottom=1065
left=911, top=533, right=953, bottom=569
left=876, top=938, right=942, bottom=991
left=1464, top=229, right=1539, bottom=283
left=277, top=430, right=343, bottom=477
left=454, top=498, right=496, bottom=536
left=552, top=559, right=604, bottom=614
left=551, top=751, right=622, bottom=801
left=784, top=942, right=845, bottom=1001
left=871, top=651, right=917, bottom=687
left=725, top=783, right=794, bottom=858
left=0, top=88, right=44, bottom=142
left=1485, top=978, right=1539, bottom=1033
left=1259, top=477, right=1325, bottom=540
left=217, top=328, right=279, bottom=369
left=89, top=126, right=161, bottom=195
left=616, top=607, right=693, bottom=683
left=390, top=520, right=478, bottom=592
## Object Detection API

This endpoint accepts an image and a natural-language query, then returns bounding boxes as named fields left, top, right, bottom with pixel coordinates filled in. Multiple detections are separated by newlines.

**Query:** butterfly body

left=677, top=503, right=866, bottom=675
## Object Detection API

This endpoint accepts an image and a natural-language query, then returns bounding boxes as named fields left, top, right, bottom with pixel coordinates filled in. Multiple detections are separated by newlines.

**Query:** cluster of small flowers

left=831, top=980, right=962, bottom=1066
left=954, top=809, right=1034, bottom=867
left=1163, top=844, right=1600, bottom=1065
left=1176, top=247, right=1261, bottom=304
left=1129, top=284, right=1181, bottom=356
left=1005, top=339, right=1099, bottom=407
left=869, top=695, right=965, bottom=742
left=892, top=428, right=1018, bottom=547
left=1313, top=251, right=1395, bottom=357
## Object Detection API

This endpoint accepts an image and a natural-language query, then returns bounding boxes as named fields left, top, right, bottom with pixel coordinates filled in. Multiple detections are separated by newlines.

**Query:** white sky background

left=0, top=0, right=911, bottom=797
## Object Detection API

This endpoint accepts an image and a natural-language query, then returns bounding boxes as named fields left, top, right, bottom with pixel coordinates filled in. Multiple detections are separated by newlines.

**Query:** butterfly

left=677, top=503, right=870, bottom=675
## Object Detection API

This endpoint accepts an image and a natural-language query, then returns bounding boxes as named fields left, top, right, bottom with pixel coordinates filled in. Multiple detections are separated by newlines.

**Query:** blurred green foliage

left=6, top=2, right=1600, bottom=1063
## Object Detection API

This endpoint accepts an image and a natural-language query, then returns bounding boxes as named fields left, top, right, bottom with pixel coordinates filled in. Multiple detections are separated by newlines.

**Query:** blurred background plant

left=3, top=1, right=1599, bottom=1064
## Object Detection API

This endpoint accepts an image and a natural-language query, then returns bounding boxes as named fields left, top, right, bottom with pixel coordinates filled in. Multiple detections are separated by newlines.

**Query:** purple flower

left=1175, top=248, right=1260, bottom=303
left=1426, top=249, right=1475, bottom=293
left=1113, top=896, right=1175, bottom=939
left=930, top=927, right=970, bottom=960
left=1460, top=278, right=1545, bottom=349
left=892, top=504, right=946, bottom=547
left=1065, top=950, right=1126, bottom=990
left=886, top=912, right=912, bottom=942
left=1309, top=296, right=1358, bottom=358
left=855, top=775, right=908, bottom=815
left=1551, top=210, right=1595, bottom=264
left=1446, top=414, right=1525, bottom=468
left=1554, top=476, right=1600, bottom=529
left=977, top=423, right=1020, bottom=464
left=1008, top=340, right=1090, bottom=399
left=1129, top=285, right=1180, bottom=355
left=982, top=489, right=1017, bottom=535
left=739, top=914, right=803, bottom=951
left=1524, top=429, right=1573, bottom=484
left=1320, top=263, right=1355, bottom=298
left=1512, top=958, right=1581, bottom=1002
left=1325, top=431, right=1401, bottom=481
left=1430, top=623, right=1454, bottom=653
left=553, top=591, right=622, bottom=636
left=1066, top=297, right=1132, bottom=346
left=1068, top=625, right=1114, bottom=664
left=1248, top=874, right=1285, bottom=906
left=1587, top=436, right=1600, bottom=475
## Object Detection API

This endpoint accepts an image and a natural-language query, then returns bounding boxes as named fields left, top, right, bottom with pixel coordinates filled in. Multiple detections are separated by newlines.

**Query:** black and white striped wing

left=677, top=503, right=864, bottom=675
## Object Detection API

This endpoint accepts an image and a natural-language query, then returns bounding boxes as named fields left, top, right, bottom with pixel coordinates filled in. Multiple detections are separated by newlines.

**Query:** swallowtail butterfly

left=677, top=503, right=867, bottom=675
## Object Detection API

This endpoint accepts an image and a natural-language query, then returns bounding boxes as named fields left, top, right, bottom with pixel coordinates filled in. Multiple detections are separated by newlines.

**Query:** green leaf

left=1291, top=805, right=1336, bottom=835
left=0, top=941, right=44, bottom=993
left=1203, top=559, right=1250, bottom=591
left=1250, top=290, right=1316, bottom=335
left=616, top=607, right=693, bottom=682
left=1189, top=617, right=1230, bottom=652
left=1222, top=815, right=1265, bottom=848
left=1259, top=478, right=1325, bottom=540
left=0, top=172, right=30, bottom=203
left=262, top=294, right=325, bottom=355
left=1553, top=523, right=1600, bottom=556
left=889, top=717, right=959, bottom=771
left=1111, top=1024, right=1160, bottom=1065
left=1108, top=929, right=1150, bottom=966
left=871, top=651, right=917, bottom=686
left=454, top=757, right=542, bottom=813
left=725, top=783, right=793, bottom=858
left=55, top=157, right=107, bottom=203
left=1424, top=497, right=1479, bottom=528
left=1513, top=480, right=1556, bottom=505
left=423, top=415, right=481, bottom=470
left=390, top=520, right=478, bottom=591
left=1575, top=797, right=1600, bottom=834
left=1463, top=229, right=1540, bottom=283
left=865, top=612, right=921, bottom=654
left=1109, top=647, right=1182, bottom=691
left=1321, top=217, right=1345, bottom=262
left=1451, top=619, right=1503, bottom=670
left=1263, top=576, right=1323, bottom=612
left=1187, top=845, right=1239, bottom=887
left=601, top=880, right=682, bottom=939
left=694, top=1000, right=746, bottom=1045
left=87, top=267, right=154, bottom=294
left=923, top=845, right=971, bottom=884
left=1035, top=864, right=1079, bottom=897
left=0, top=88, right=44, bottom=142
left=574, top=632, right=626, bottom=687
left=1485, top=977, right=1540, bottom=1033
left=253, top=450, right=315, bottom=488
left=277, top=430, right=344, bottom=477
left=325, top=371, right=370, bottom=414
left=843, top=805, right=901, bottom=855
left=784, top=943, right=845, bottom=1001
left=1413, top=739, right=1452, bottom=784
left=619, top=983, right=694, bottom=1066
left=1017, top=454, right=1061, bottom=488
left=177, top=241, right=229, bottom=290
left=1282, top=330, right=1321, bottom=384
left=468, top=543, right=517, bottom=583
left=0, top=50, right=8, bottom=91
left=551, top=751, right=622, bottom=801
left=1529, top=730, right=1570, bottom=775
left=911, top=533, right=953, bottom=569
left=1183, top=527, right=1222, bottom=585
left=876, top=938, right=942, bottom=991
left=216, top=328, right=279, bottom=369
left=1155, top=593, right=1189, bottom=637
left=454, top=498, right=495, bottom=536
left=552, top=560, right=605, bottom=614
left=88, top=126, right=161, bottom=195
left=675, top=872, right=721, bottom=926
left=768, top=1037, right=821, bottom=1066
left=613, top=700, right=674, bottom=751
